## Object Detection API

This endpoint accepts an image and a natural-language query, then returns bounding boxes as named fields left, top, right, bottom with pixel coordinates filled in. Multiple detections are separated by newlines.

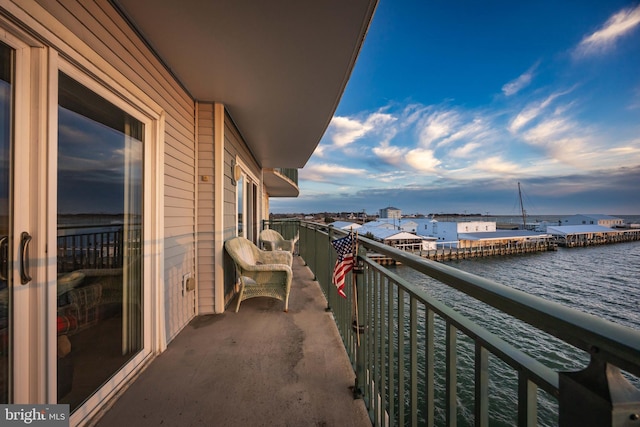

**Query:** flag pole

left=351, top=229, right=364, bottom=399
left=352, top=230, right=360, bottom=346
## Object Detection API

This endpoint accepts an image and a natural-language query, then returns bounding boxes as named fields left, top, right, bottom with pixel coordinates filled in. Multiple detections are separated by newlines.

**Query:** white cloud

left=329, top=112, right=396, bottom=147
left=628, top=86, right=640, bottom=110
left=300, top=163, right=368, bottom=182
left=502, top=62, right=539, bottom=96
left=474, top=156, right=520, bottom=175
left=329, top=116, right=370, bottom=147
left=405, top=148, right=441, bottom=172
left=58, top=122, right=95, bottom=144
left=401, top=104, right=428, bottom=127
left=312, top=144, right=326, bottom=157
left=576, top=138, right=640, bottom=170
left=509, top=90, right=572, bottom=133
left=372, top=171, right=410, bottom=183
left=574, top=4, right=640, bottom=58
left=517, top=113, right=640, bottom=172
left=449, top=142, right=481, bottom=158
left=521, top=117, right=589, bottom=165
left=317, top=85, right=638, bottom=195
left=608, top=139, right=640, bottom=157
left=368, top=112, right=397, bottom=129
left=417, top=110, right=459, bottom=147
left=372, top=142, right=408, bottom=166
left=438, top=117, right=493, bottom=148
left=522, top=117, right=574, bottom=144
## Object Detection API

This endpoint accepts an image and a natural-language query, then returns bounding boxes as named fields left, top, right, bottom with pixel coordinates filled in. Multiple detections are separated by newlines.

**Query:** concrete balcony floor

left=94, top=256, right=370, bottom=427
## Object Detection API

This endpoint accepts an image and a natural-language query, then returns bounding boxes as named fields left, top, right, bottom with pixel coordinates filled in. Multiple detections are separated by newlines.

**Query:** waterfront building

left=358, top=226, right=435, bottom=252
left=457, top=230, right=553, bottom=249
left=415, top=219, right=497, bottom=245
left=0, top=1, right=376, bottom=425
left=560, top=214, right=624, bottom=228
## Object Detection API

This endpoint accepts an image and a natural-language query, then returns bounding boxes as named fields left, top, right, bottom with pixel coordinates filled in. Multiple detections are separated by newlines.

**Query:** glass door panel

left=57, top=72, right=143, bottom=411
left=237, top=175, right=244, bottom=236
left=251, top=182, right=258, bottom=244
left=0, top=40, right=12, bottom=404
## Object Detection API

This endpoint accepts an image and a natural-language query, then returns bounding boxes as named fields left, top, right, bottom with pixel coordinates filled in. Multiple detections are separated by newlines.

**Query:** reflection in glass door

left=57, top=72, right=143, bottom=411
left=0, top=41, right=12, bottom=404
left=237, top=174, right=244, bottom=236
left=236, top=171, right=259, bottom=243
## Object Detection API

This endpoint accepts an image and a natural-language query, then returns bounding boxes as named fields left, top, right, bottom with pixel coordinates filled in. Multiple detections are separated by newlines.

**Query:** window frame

left=234, top=156, right=261, bottom=243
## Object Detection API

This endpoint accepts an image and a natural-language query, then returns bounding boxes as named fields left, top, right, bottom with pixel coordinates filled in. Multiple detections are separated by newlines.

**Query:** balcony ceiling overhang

left=264, top=170, right=299, bottom=198
left=113, top=0, right=377, bottom=168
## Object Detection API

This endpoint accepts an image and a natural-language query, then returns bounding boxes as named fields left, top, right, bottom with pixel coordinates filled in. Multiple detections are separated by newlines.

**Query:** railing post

left=326, top=225, right=334, bottom=312
left=559, top=357, right=640, bottom=427
left=352, top=244, right=366, bottom=400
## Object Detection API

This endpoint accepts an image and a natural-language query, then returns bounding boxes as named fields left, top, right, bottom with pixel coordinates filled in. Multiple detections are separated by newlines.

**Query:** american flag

left=331, top=233, right=355, bottom=298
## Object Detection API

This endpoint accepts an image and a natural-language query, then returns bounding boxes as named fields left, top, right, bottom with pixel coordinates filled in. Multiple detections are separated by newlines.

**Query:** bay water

left=389, top=237, right=639, bottom=426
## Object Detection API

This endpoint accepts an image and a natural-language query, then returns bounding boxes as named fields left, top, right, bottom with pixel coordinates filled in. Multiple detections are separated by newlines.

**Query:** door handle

left=20, top=232, right=32, bottom=284
left=0, top=236, right=7, bottom=281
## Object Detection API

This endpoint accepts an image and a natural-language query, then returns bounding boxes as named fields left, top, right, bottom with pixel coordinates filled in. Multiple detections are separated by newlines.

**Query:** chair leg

left=235, top=286, right=244, bottom=312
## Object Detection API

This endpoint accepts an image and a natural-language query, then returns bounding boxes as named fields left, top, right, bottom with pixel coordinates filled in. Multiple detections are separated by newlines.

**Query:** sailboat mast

left=518, top=182, right=526, bottom=230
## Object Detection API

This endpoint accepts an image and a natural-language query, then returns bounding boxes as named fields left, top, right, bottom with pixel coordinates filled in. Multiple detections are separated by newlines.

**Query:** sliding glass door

left=236, top=166, right=259, bottom=244
left=56, top=72, right=144, bottom=411
left=0, top=24, right=157, bottom=416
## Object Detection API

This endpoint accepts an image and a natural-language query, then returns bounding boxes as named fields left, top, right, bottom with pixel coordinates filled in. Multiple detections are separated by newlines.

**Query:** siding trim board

left=214, top=103, right=226, bottom=313
left=197, top=101, right=216, bottom=314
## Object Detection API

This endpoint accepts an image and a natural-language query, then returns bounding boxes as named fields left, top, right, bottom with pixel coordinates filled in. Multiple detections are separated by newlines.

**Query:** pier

left=422, top=240, right=557, bottom=261
left=369, top=240, right=557, bottom=264
left=548, top=225, right=640, bottom=247
left=369, top=227, right=640, bottom=265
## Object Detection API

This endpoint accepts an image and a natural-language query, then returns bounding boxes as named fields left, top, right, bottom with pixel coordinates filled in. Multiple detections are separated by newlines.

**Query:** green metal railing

left=266, top=219, right=640, bottom=426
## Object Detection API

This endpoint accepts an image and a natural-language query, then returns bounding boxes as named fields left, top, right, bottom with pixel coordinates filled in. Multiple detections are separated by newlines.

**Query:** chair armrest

left=257, top=250, right=292, bottom=266
left=261, top=240, right=276, bottom=251
left=274, top=241, right=294, bottom=252
left=240, top=263, right=291, bottom=274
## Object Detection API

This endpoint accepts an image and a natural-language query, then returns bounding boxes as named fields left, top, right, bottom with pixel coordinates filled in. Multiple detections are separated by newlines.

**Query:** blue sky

left=271, top=1, right=640, bottom=216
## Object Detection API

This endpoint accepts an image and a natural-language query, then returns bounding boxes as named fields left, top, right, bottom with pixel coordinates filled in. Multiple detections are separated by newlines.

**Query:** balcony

left=264, top=168, right=299, bottom=197
left=97, top=220, right=640, bottom=426
left=95, top=253, right=370, bottom=426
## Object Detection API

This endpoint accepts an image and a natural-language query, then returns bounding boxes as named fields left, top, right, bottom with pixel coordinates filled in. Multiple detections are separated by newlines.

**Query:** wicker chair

left=259, top=229, right=299, bottom=254
left=225, top=236, right=293, bottom=312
